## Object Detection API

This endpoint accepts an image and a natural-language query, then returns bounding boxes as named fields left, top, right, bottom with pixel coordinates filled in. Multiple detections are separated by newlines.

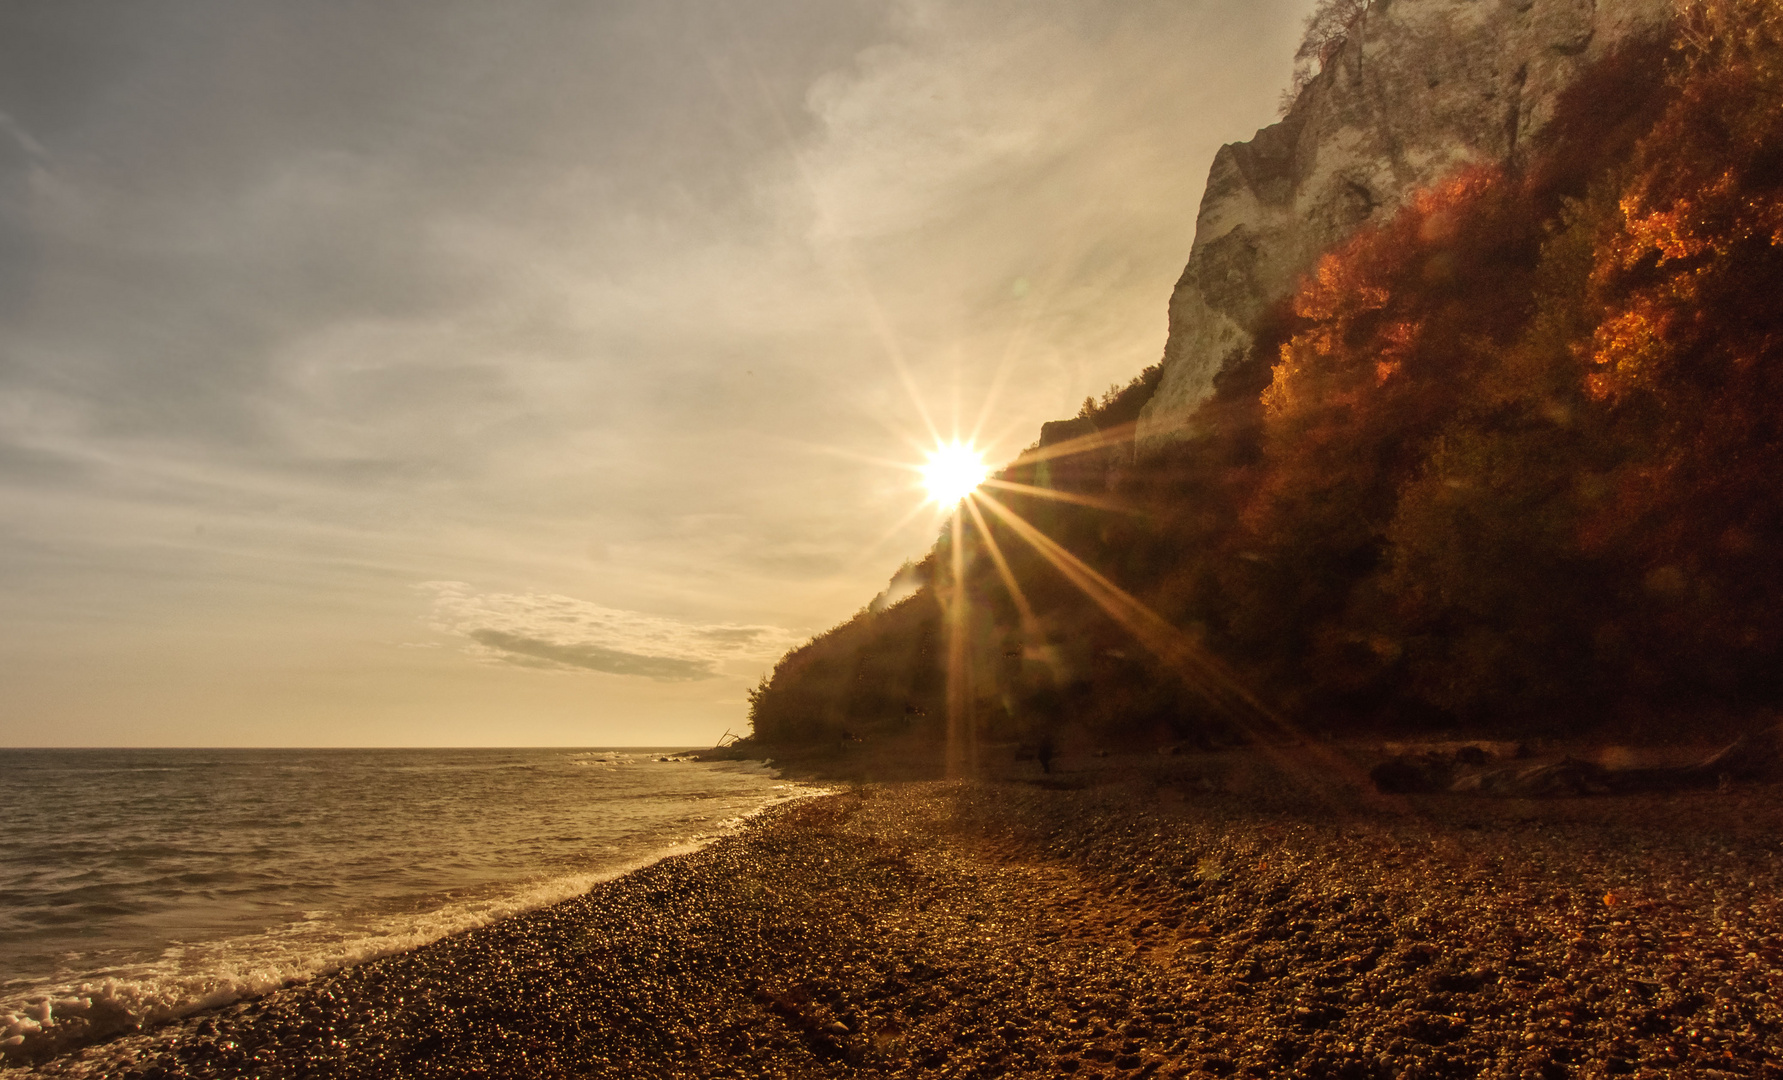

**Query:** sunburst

left=779, top=270, right=1327, bottom=783
left=920, top=441, right=990, bottom=505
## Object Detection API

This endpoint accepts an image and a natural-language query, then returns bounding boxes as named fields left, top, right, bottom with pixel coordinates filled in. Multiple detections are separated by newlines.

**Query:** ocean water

left=0, top=747, right=805, bottom=1060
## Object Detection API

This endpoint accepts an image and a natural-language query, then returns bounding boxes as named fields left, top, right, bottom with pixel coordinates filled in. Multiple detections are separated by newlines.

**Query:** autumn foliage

left=752, top=2, right=1783, bottom=752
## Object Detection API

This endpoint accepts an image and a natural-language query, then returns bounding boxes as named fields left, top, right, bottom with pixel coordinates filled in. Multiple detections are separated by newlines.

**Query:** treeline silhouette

left=748, top=1, right=1783, bottom=762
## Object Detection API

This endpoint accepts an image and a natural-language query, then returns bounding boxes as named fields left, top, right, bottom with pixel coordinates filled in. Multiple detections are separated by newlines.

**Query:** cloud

left=422, top=582, right=799, bottom=681
left=466, top=628, right=718, bottom=681
left=0, top=0, right=1307, bottom=744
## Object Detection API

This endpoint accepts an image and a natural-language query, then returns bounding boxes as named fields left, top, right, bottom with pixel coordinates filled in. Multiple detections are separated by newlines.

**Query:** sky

left=0, top=0, right=1308, bottom=747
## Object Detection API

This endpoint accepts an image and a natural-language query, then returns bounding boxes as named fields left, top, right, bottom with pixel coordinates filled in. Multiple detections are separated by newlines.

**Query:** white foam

left=0, top=778, right=825, bottom=1064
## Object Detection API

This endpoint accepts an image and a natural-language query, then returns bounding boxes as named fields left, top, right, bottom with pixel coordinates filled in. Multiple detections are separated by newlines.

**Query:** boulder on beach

left=1370, top=723, right=1783, bottom=796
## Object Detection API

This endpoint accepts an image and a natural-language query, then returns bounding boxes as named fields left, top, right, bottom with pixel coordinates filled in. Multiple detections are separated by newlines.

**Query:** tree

left=1282, top=0, right=1369, bottom=112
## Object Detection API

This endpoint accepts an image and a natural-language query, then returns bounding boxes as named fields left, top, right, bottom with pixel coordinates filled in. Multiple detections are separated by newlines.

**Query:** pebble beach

left=7, top=751, right=1782, bottom=1079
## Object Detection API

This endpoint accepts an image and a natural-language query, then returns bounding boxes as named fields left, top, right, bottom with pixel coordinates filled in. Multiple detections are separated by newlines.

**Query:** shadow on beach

left=10, top=744, right=1782, bottom=1079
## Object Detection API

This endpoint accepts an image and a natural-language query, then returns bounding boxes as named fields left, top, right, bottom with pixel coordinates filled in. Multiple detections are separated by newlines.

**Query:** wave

left=0, top=840, right=713, bottom=1062
left=0, top=775, right=821, bottom=1065
left=0, top=754, right=813, bottom=1065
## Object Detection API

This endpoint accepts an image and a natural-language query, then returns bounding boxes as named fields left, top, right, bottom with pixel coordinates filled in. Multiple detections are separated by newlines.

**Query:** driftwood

left=1369, top=724, right=1783, bottom=796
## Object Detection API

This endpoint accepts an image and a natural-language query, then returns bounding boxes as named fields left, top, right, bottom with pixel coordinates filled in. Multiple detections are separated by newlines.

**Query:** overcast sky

left=0, top=0, right=1307, bottom=747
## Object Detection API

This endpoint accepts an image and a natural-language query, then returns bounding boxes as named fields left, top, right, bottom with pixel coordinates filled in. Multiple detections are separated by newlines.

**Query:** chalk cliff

left=1135, top=0, right=1674, bottom=448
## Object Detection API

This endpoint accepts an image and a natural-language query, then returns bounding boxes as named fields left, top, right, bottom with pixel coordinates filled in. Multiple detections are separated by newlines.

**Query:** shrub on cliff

left=1296, top=7, right=1783, bottom=725
left=747, top=581, right=944, bottom=749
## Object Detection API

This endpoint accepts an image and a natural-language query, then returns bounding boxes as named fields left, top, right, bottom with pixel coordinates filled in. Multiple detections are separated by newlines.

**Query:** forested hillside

left=747, top=0, right=1783, bottom=764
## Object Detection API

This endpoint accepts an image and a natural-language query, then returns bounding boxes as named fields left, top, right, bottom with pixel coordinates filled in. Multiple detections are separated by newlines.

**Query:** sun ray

left=1003, top=419, right=1143, bottom=469
left=944, top=508, right=975, bottom=778
left=963, top=495, right=1062, bottom=681
left=968, top=203, right=1098, bottom=448
left=858, top=408, right=954, bottom=463
left=764, top=433, right=935, bottom=474
left=879, top=310, right=946, bottom=449
left=980, top=415, right=1043, bottom=455
left=973, top=489, right=1379, bottom=794
left=715, top=2, right=944, bottom=451
left=967, top=341, right=1021, bottom=452
left=974, top=490, right=1254, bottom=710
left=847, top=498, right=947, bottom=571
left=979, top=476, right=1144, bottom=515
left=722, top=11, right=1363, bottom=792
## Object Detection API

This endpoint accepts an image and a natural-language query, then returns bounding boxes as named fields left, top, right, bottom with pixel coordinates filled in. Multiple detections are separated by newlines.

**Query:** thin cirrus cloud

left=423, top=582, right=800, bottom=682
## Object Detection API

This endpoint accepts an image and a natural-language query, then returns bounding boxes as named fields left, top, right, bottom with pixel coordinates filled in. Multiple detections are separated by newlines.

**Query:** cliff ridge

left=1137, top=0, right=1673, bottom=447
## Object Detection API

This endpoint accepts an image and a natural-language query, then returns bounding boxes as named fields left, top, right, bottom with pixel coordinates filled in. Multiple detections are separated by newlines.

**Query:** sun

left=922, top=442, right=989, bottom=505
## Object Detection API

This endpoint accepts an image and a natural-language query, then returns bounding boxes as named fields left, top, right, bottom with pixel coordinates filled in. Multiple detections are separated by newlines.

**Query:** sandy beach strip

left=8, top=755, right=1783, bottom=1079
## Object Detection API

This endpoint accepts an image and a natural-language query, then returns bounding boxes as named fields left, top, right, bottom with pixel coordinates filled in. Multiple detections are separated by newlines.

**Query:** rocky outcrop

left=1368, top=724, right=1783, bottom=795
left=1135, top=0, right=1674, bottom=450
left=1025, top=416, right=1133, bottom=492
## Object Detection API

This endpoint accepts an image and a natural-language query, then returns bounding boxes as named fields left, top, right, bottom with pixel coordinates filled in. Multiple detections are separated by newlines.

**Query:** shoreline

left=8, top=755, right=1782, bottom=1078
left=0, top=753, right=812, bottom=1069
left=0, top=835, right=735, bottom=1066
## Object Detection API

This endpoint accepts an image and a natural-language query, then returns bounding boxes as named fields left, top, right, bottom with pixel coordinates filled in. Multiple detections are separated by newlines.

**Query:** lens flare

left=922, top=442, right=989, bottom=505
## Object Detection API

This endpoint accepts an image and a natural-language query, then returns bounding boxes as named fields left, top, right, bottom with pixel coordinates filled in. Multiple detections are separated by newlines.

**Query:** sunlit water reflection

left=0, top=747, right=802, bottom=1054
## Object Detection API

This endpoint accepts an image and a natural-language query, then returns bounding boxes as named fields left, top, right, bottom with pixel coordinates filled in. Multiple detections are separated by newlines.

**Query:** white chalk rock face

left=1134, top=0, right=1673, bottom=450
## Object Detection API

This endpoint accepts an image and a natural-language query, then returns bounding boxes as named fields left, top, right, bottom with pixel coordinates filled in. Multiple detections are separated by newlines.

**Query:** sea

left=0, top=747, right=807, bottom=1061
